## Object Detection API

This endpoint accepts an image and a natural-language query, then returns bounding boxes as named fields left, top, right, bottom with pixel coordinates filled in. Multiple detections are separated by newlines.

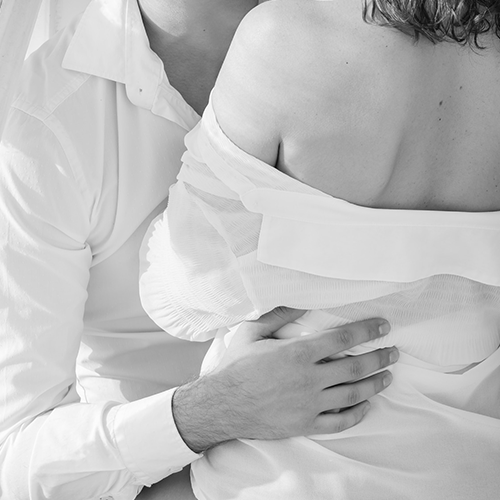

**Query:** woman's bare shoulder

left=211, top=0, right=412, bottom=164
left=215, top=1, right=411, bottom=108
left=211, top=1, right=311, bottom=166
left=212, top=5, right=333, bottom=137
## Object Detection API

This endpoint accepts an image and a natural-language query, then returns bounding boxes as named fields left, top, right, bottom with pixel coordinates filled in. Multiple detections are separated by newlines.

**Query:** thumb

left=236, top=307, right=307, bottom=344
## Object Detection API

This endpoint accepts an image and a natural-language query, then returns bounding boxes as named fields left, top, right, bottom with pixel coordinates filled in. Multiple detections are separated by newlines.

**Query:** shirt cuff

left=108, top=388, right=202, bottom=485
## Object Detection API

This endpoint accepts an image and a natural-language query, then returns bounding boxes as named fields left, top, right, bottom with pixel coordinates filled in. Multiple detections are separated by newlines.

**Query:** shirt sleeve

left=138, top=123, right=259, bottom=342
left=0, top=106, right=200, bottom=500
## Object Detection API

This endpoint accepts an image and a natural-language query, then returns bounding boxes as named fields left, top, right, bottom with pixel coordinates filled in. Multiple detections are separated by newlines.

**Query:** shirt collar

left=62, top=0, right=200, bottom=130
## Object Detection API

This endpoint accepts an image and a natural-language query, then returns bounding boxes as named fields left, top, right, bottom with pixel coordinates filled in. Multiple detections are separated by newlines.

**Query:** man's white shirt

left=0, top=1, right=209, bottom=498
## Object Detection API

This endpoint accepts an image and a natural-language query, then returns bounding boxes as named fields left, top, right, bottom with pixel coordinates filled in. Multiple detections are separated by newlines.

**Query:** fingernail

left=379, top=322, right=391, bottom=336
left=389, top=348, right=399, bottom=364
left=383, top=372, right=393, bottom=387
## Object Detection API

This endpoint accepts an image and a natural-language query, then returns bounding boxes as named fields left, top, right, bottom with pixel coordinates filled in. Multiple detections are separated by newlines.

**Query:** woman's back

left=213, top=0, right=500, bottom=212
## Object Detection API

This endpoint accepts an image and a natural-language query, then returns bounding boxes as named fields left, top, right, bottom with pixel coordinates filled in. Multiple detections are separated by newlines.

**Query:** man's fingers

left=318, top=370, right=392, bottom=413
left=238, top=307, right=307, bottom=343
left=311, top=401, right=371, bottom=436
left=205, top=314, right=396, bottom=442
left=320, top=347, right=398, bottom=385
left=298, top=319, right=391, bottom=361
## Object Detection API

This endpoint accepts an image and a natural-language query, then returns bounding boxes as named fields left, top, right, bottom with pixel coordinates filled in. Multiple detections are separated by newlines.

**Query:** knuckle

left=288, top=342, right=313, bottom=365
left=304, top=412, right=318, bottom=431
left=346, top=387, right=361, bottom=406
left=332, top=416, right=351, bottom=434
left=348, top=357, right=364, bottom=379
left=298, top=371, right=317, bottom=396
left=294, top=408, right=316, bottom=433
left=336, top=328, right=354, bottom=348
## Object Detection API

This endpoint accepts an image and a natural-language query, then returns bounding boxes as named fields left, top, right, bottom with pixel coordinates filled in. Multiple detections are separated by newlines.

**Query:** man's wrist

left=172, top=375, right=236, bottom=453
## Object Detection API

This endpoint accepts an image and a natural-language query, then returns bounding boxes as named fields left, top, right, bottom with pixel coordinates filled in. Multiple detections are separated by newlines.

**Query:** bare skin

left=214, top=0, right=500, bottom=213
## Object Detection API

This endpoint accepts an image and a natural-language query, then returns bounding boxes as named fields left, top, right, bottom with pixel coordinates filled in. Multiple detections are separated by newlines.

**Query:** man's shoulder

left=12, top=14, right=126, bottom=128
left=14, top=29, right=84, bottom=120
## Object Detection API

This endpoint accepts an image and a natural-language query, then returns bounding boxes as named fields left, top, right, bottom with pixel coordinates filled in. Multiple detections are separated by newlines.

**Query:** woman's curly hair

left=363, top=0, right=500, bottom=47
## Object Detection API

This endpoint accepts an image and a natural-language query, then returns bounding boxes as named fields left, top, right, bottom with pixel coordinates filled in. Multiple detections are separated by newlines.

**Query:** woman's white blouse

left=140, top=98, right=500, bottom=499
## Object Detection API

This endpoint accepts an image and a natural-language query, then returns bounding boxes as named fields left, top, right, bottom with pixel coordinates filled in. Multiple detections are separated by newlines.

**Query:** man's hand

left=173, top=308, right=398, bottom=453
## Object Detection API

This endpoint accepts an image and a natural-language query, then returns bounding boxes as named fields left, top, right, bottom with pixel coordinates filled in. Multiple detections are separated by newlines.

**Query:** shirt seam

left=8, top=103, right=93, bottom=221
left=12, top=70, right=90, bottom=122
